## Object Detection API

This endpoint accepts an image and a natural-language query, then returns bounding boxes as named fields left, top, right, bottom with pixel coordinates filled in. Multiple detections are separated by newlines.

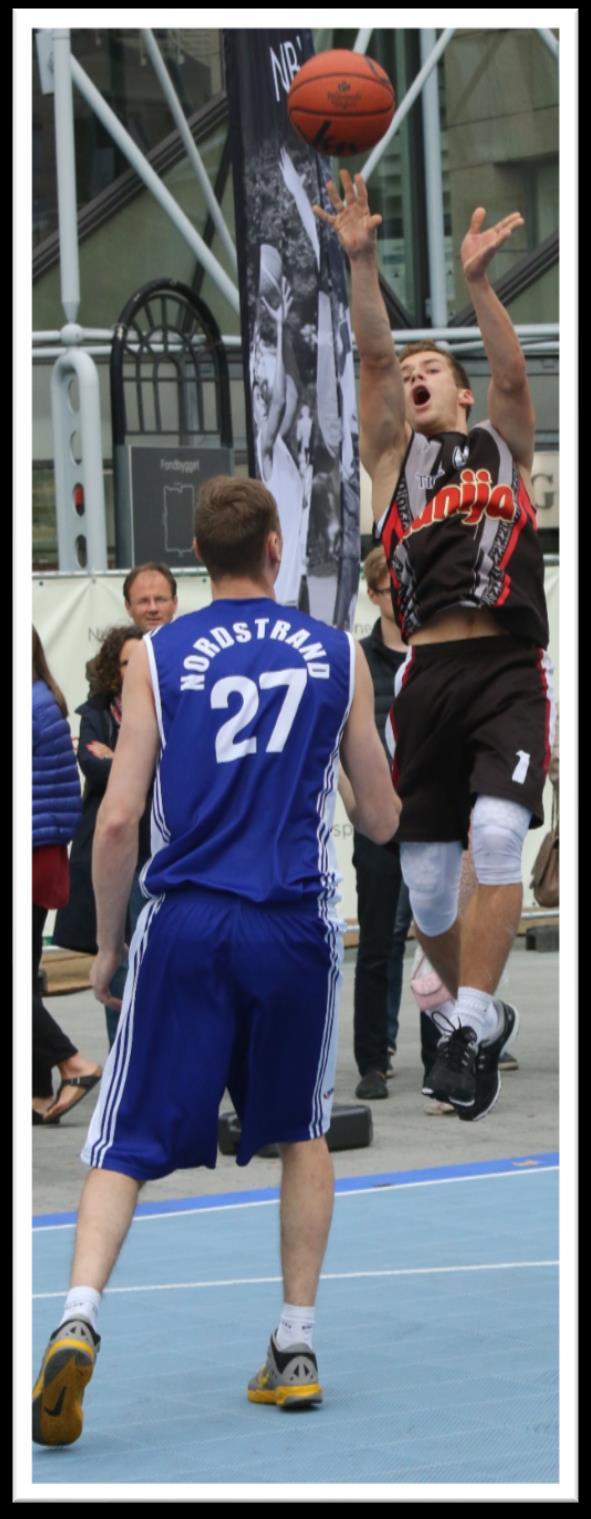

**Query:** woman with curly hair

left=54, top=625, right=145, bottom=1045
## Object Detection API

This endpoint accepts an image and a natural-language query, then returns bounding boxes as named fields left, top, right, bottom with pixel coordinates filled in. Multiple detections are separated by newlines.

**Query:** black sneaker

left=355, top=1070, right=389, bottom=1100
left=421, top=1022, right=477, bottom=1107
left=458, top=1001, right=520, bottom=1122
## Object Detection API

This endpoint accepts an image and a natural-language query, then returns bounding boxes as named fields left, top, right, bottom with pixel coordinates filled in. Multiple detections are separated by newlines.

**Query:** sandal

left=33, top=1108, right=60, bottom=1126
left=44, top=1071, right=102, bottom=1120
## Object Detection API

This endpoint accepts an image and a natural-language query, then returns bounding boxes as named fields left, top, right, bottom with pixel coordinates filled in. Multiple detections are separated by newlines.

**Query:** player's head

left=398, top=342, right=473, bottom=435
left=123, top=563, right=178, bottom=631
left=363, top=546, right=397, bottom=626
left=194, top=475, right=282, bottom=586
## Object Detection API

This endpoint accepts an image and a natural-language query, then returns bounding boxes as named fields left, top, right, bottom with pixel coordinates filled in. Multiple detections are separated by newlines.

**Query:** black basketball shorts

left=387, top=636, right=555, bottom=847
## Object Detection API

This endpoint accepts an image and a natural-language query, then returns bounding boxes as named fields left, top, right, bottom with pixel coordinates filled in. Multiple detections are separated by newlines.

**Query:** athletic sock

left=456, top=987, right=500, bottom=1043
left=59, top=1286, right=101, bottom=1336
left=275, top=1304, right=315, bottom=1351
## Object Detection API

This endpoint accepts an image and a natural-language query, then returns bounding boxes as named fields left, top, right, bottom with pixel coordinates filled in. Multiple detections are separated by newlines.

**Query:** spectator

left=53, top=625, right=145, bottom=1046
left=32, top=628, right=101, bottom=1123
left=346, top=546, right=409, bottom=1100
left=122, top=563, right=177, bottom=632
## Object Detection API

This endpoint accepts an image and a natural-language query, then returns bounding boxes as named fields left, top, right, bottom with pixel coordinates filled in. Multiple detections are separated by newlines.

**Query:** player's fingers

left=353, top=174, right=369, bottom=206
left=340, top=168, right=355, bottom=201
left=325, top=178, right=344, bottom=209
left=470, top=207, right=487, bottom=232
left=312, top=203, right=335, bottom=225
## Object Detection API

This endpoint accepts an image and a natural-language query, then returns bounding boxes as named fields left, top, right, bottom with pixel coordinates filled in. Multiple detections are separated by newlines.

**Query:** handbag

left=530, top=793, right=559, bottom=909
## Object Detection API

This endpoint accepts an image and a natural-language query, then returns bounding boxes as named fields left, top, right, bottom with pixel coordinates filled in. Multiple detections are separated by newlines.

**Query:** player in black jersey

left=314, top=172, right=555, bottom=1121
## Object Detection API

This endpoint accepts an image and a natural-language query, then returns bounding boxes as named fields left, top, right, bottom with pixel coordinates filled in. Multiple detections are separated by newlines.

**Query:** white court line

left=33, top=1164, right=558, bottom=1232
left=33, top=1259, right=559, bottom=1300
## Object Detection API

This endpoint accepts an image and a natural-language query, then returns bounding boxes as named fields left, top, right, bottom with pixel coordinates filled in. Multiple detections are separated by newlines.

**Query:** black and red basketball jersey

left=377, top=422, right=549, bottom=647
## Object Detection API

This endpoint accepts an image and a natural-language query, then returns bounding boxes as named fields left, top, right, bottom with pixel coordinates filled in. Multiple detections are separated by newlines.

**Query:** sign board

left=128, top=445, right=233, bottom=567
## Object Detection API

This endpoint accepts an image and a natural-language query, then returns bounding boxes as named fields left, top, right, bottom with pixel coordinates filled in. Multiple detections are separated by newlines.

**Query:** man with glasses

left=123, top=563, right=178, bottom=632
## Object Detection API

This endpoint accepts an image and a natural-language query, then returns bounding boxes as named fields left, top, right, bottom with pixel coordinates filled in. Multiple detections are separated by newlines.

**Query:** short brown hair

left=123, top=563, right=177, bottom=604
left=194, top=475, right=280, bottom=581
left=363, top=545, right=389, bottom=593
left=398, top=341, right=472, bottom=418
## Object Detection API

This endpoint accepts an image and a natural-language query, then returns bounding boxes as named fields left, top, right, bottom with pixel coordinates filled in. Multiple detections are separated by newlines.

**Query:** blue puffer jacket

left=32, top=680, right=82, bottom=847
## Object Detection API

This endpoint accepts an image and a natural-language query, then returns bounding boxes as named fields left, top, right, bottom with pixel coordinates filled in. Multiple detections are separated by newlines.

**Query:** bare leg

left=460, top=882, right=523, bottom=993
left=278, top=1137, right=334, bottom=1304
left=70, top=1168, right=140, bottom=1291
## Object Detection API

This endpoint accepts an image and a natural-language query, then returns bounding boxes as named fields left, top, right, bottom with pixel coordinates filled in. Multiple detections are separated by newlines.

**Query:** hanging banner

left=225, top=29, right=360, bottom=628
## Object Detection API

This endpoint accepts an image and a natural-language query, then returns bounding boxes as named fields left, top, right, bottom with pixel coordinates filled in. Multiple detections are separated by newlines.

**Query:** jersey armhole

left=144, top=635, right=166, bottom=750
left=374, top=429, right=416, bottom=539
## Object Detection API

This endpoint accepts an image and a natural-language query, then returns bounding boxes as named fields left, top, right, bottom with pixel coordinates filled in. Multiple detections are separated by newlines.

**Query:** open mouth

left=412, top=385, right=431, bottom=407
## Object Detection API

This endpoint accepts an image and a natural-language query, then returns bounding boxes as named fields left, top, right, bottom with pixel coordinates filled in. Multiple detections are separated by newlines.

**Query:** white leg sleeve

left=400, top=841, right=463, bottom=938
left=470, top=795, right=531, bottom=885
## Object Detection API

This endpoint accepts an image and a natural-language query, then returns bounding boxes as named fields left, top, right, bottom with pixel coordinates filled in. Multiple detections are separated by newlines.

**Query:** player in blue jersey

left=33, top=474, right=401, bottom=1447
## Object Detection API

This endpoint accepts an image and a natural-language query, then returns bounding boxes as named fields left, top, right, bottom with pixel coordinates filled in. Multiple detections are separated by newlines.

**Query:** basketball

left=287, top=50, right=395, bottom=157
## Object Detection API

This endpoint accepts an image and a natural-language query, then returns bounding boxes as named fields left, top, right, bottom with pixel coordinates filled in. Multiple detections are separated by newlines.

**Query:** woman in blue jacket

left=32, top=629, right=102, bottom=1123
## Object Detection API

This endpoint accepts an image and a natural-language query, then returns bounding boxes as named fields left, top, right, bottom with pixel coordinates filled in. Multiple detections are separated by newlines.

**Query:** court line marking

left=33, top=1165, right=559, bottom=1232
left=32, top=1259, right=559, bottom=1300
left=32, top=1154, right=558, bottom=1228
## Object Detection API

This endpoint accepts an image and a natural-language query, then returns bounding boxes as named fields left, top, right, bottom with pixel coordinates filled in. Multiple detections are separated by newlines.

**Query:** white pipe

left=538, top=28, right=559, bottom=59
left=141, top=29, right=238, bottom=271
left=352, top=30, right=373, bottom=54
left=52, top=30, right=80, bottom=322
left=69, top=54, right=240, bottom=315
left=420, top=29, right=448, bottom=327
left=361, top=28, right=452, bottom=182
left=362, top=29, right=455, bottom=182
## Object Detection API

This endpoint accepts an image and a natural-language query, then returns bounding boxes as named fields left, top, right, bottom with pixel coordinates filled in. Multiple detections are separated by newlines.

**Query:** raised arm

left=461, top=208, right=535, bottom=470
left=313, top=171, right=410, bottom=518
left=340, top=644, right=401, bottom=844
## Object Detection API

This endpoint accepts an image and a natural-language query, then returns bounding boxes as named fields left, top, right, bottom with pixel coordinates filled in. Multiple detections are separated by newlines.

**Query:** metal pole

left=362, top=28, right=455, bottom=182
left=538, top=28, right=559, bottom=59
left=69, top=55, right=241, bottom=315
left=353, top=30, right=373, bottom=54
left=420, top=30, right=448, bottom=328
left=141, top=29, right=238, bottom=272
left=52, top=30, right=80, bottom=322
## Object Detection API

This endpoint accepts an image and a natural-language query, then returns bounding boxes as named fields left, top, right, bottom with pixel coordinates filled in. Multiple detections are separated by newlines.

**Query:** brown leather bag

left=530, top=794, right=559, bottom=908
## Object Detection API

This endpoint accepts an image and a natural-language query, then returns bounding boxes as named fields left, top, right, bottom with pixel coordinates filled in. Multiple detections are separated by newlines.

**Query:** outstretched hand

left=461, top=207, right=524, bottom=283
left=312, top=169, right=382, bottom=258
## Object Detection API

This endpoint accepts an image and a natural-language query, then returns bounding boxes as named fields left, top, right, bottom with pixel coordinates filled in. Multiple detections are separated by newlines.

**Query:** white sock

left=275, top=1303, right=315, bottom=1351
left=456, top=987, right=500, bottom=1043
left=60, top=1286, right=101, bottom=1336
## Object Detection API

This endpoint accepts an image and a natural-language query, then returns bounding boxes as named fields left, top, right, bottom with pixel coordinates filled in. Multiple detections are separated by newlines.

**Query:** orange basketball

left=287, top=50, right=395, bottom=157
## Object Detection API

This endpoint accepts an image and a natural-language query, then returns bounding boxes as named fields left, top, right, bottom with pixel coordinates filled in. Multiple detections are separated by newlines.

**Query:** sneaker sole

left=32, top=1340, right=95, bottom=1446
left=247, top=1382, right=323, bottom=1408
left=458, top=1072, right=502, bottom=1122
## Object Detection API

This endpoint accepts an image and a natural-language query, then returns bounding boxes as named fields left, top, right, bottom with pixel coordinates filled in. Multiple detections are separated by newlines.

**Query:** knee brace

left=400, top=841, right=463, bottom=938
left=471, top=795, right=531, bottom=885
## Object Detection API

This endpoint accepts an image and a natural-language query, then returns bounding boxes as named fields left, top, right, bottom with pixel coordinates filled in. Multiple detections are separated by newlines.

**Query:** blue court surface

left=32, top=1155, right=558, bottom=1488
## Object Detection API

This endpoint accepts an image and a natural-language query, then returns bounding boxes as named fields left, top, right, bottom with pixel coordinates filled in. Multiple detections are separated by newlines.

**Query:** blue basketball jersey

left=142, top=598, right=354, bottom=909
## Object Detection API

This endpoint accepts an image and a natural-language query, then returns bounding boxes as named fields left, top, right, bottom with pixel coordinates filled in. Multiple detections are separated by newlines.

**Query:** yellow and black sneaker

left=32, top=1316, right=100, bottom=1446
left=247, top=1333, right=323, bottom=1409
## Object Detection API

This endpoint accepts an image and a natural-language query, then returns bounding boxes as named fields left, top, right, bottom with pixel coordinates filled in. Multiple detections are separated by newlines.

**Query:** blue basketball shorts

left=82, top=889, right=343, bottom=1180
